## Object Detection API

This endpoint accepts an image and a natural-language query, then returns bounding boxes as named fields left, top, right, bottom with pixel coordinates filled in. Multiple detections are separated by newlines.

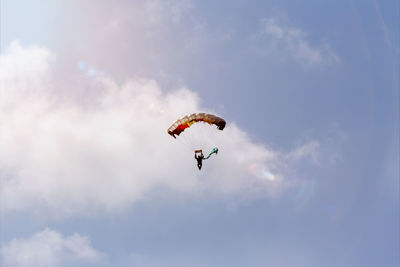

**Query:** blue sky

left=0, top=1, right=398, bottom=266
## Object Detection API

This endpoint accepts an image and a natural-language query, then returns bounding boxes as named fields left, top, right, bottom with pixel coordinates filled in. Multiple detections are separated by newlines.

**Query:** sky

left=0, top=0, right=398, bottom=266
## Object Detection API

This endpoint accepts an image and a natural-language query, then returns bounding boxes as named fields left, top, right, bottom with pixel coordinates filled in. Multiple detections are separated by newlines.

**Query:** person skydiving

left=194, top=151, right=205, bottom=170
left=167, top=113, right=225, bottom=170
left=194, top=148, right=219, bottom=170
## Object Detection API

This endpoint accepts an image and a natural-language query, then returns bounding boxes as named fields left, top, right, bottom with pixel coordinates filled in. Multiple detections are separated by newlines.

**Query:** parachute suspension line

left=175, top=135, right=192, bottom=153
left=179, top=132, right=192, bottom=151
left=201, top=121, right=210, bottom=151
left=180, top=133, right=194, bottom=152
left=199, top=121, right=218, bottom=154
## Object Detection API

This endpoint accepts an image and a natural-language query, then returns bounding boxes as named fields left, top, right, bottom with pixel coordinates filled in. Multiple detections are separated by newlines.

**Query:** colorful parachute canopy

left=167, top=113, right=226, bottom=138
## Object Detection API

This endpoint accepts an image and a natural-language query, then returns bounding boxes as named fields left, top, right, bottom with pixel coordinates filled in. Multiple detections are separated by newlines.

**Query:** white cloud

left=256, top=18, right=339, bottom=66
left=0, top=228, right=103, bottom=267
left=59, top=0, right=203, bottom=84
left=286, top=141, right=320, bottom=164
left=0, top=41, right=55, bottom=99
left=0, top=42, right=320, bottom=217
left=143, top=0, right=193, bottom=25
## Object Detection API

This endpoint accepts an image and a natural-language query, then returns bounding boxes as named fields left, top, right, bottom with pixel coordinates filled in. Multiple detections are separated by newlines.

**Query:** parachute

left=167, top=113, right=226, bottom=139
left=168, top=113, right=225, bottom=169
